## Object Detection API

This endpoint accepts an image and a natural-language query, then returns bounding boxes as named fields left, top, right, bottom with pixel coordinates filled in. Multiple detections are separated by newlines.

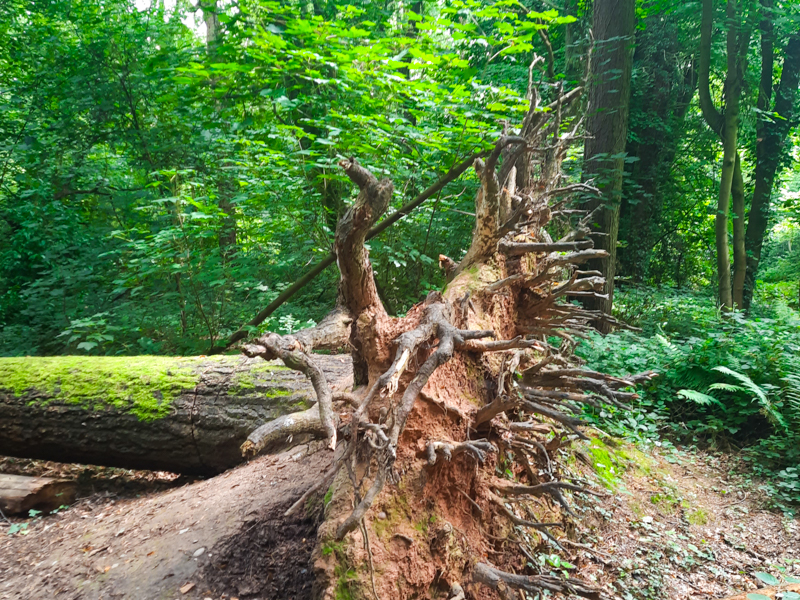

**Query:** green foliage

left=0, top=0, right=571, bottom=355
left=579, top=287, right=800, bottom=508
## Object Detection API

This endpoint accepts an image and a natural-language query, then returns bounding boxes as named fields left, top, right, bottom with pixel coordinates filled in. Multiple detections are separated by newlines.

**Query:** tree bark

left=0, top=355, right=352, bottom=474
left=581, top=0, right=636, bottom=324
left=743, top=31, right=800, bottom=308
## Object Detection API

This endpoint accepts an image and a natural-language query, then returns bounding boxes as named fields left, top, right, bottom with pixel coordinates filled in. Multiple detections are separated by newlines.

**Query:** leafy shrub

left=579, top=286, right=800, bottom=509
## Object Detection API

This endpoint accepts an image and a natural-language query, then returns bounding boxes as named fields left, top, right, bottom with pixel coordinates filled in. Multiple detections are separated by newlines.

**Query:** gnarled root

left=242, top=332, right=337, bottom=450
left=240, top=404, right=325, bottom=457
left=426, top=439, right=497, bottom=465
left=472, top=562, right=606, bottom=600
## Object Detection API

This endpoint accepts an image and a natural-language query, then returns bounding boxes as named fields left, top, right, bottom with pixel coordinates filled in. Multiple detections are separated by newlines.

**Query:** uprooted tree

left=239, top=72, right=653, bottom=600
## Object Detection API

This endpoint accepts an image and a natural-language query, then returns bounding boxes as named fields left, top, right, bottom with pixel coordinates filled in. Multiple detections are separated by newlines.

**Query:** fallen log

left=0, top=474, right=77, bottom=515
left=0, top=354, right=352, bottom=475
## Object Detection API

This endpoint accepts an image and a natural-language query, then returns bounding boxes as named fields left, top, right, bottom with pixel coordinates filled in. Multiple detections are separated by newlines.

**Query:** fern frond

left=677, top=389, right=722, bottom=406
left=709, top=382, right=746, bottom=393
left=712, top=366, right=768, bottom=402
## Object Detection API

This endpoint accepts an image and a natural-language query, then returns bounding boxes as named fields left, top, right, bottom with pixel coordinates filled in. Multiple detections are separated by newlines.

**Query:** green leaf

left=76, top=341, right=99, bottom=352
left=746, top=595, right=771, bottom=600
left=754, top=572, right=780, bottom=586
left=677, top=389, right=721, bottom=406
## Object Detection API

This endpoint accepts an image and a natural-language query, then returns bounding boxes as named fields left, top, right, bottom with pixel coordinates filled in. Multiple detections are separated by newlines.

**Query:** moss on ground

left=0, top=356, right=213, bottom=421
left=588, top=438, right=628, bottom=489
left=687, top=507, right=710, bottom=525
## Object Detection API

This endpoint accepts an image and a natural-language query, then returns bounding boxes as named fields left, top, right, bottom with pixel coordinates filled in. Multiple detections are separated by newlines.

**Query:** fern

left=708, top=382, right=746, bottom=393
left=712, top=366, right=768, bottom=402
left=677, top=389, right=722, bottom=406
left=712, top=366, right=787, bottom=429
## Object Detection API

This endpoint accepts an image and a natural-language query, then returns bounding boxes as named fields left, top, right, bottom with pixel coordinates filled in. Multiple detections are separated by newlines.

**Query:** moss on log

left=0, top=355, right=352, bottom=474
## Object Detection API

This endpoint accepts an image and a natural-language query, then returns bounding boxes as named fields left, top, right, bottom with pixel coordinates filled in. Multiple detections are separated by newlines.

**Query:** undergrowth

left=578, top=286, right=800, bottom=512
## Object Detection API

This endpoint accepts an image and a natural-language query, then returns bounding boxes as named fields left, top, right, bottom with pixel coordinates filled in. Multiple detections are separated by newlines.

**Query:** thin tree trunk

left=581, top=0, right=636, bottom=325
left=743, top=32, right=800, bottom=308
left=699, top=0, right=747, bottom=310
left=732, top=153, right=746, bottom=308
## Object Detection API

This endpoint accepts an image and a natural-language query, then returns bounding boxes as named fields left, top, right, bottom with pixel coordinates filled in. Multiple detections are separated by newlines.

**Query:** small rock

left=179, top=528, right=189, bottom=534
left=193, top=547, right=205, bottom=558
left=377, top=512, right=387, bottom=521
left=642, top=516, right=653, bottom=523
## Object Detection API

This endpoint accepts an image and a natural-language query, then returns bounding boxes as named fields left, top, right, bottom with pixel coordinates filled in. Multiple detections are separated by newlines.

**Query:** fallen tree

left=232, top=70, right=654, bottom=600
left=0, top=354, right=352, bottom=474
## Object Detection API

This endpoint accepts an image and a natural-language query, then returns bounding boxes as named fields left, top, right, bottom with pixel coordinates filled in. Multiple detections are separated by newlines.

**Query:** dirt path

left=572, top=439, right=800, bottom=599
left=0, top=445, right=332, bottom=600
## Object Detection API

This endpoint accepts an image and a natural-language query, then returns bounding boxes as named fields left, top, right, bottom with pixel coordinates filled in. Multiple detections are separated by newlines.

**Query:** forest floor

left=0, top=445, right=331, bottom=600
left=1, top=434, right=798, bottom=600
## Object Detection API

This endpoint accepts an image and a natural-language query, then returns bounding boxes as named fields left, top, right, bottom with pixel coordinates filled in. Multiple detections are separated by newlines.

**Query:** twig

left=360, top=519, right=381, bottom=600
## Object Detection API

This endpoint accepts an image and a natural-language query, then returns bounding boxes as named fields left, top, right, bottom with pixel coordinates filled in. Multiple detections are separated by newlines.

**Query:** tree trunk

left=732, top=153, right=747, bottom=308
left=619, top=19, right=697, bottom=281
left=581, top=0, right=635, bottom=324
left=743, top=32, right=800, bottom=308
left=0, top=355, right=352, bottom=474
left=699, top=0, right=748, bottom=310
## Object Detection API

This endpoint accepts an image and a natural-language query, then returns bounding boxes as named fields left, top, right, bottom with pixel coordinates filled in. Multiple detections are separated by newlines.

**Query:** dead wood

left=0, top=474, right=77, bottom=515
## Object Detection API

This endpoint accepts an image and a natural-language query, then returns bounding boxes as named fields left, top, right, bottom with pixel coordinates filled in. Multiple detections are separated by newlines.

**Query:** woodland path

left=1, top=438, right=799, bottom=599
left=0, top=446, right=331, bottom=600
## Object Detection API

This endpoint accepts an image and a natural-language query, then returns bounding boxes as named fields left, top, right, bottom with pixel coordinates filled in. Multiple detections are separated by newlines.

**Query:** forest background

left=2, top=0, right=800, bottom=507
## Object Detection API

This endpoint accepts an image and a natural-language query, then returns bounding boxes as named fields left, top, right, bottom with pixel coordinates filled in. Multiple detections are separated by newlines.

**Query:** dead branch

left=240, top=404, right=325, bottom=457
left=242, top=333, right=337, bottom=450
left=499, top=240, right=594, bottom=256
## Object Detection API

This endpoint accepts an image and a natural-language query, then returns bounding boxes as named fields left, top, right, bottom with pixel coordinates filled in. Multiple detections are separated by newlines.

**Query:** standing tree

left=581, top=0, right=636, bottom=324
left=742, top=4, right=800, bottom=308
left=698, top=0, right=750, bottom=309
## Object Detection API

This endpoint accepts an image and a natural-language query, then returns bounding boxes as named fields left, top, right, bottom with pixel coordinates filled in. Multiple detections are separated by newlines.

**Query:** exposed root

left=234, top=81, right=655, bottom=600
left=242, top=333, right=337, bottom=450
left=448, top=582, right=466, bottom=600
left=426, top=439, right=497, bottom=465
left=240, top=405, right=325, bottom=457
left=472, top=562, right=606, bottom=600
left=360, top=519, right=380, bottom=600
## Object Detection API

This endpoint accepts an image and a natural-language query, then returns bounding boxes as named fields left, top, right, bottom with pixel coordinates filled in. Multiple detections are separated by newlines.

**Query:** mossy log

left=0, top=355, right=352, bottom=475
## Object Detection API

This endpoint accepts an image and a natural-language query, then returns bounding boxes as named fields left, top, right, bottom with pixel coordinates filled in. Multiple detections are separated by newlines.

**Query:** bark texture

left=0, top=355, right=352, bottom=474
left=581, top=0, right=635, bottom=322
